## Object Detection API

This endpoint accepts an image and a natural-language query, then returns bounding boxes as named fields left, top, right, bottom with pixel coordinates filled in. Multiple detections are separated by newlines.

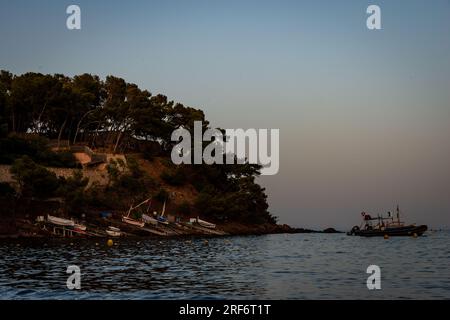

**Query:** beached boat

left=347, top=205, right=427, bottom=237
left=196, top=217, right=216, bottom=229
left=122, top=216, right=145, bottom=228
left=106, top=229, right=121, bottom=237
left=106, top=226, right=121, bottom=237
left=47, top=215, right=75, bottom=227
left=74, top=223, right=87, bottom=231
left=122, top=198, right=150, bottom=228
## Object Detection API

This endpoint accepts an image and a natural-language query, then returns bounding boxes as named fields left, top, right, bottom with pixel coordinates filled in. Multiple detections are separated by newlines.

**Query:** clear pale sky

left=1, top=0, right=449, bottom=229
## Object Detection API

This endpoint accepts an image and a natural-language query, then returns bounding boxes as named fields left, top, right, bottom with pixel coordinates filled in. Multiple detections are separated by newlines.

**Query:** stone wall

left=0, top=164, right=109, bottom=188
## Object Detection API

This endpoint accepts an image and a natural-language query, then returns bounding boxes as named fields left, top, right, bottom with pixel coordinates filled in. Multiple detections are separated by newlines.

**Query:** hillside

left=0, top=70, right=289, bottom=238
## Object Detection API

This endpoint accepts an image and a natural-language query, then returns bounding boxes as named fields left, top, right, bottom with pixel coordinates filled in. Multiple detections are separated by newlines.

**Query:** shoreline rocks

left=0, top=217, right=341, bottom=239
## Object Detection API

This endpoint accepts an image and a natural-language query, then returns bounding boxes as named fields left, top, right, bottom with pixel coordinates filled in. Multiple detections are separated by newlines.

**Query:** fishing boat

left=106, top=226, right=121, bottom=237
left=122, top=216, right=145, bottom=228
left=122, top=199, right=149, bottom=228
left=347, top=205, right=427, bottom=237
left=196, top=217, right=216, bottom=229
left=47, top=215, right=75, bottom=227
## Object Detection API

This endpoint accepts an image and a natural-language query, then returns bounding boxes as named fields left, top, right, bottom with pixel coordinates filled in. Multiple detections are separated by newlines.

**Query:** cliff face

left=0, top=164, right=108, bottom=187
left=0, top=155, right=197, bottom=212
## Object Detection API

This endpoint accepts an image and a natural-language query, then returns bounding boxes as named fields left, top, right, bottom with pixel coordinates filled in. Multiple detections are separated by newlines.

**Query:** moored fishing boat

left=347, top=205, right=427, bottom=237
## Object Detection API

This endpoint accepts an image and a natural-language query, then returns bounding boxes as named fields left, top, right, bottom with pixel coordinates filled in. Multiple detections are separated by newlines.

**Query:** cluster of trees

left=0, top=70, right=206, bottom=152
left=0, top=70, right=276, bottom=224
left=0, top=135, right=78, bottom=167
left=7, top=156, right=89, bottom=216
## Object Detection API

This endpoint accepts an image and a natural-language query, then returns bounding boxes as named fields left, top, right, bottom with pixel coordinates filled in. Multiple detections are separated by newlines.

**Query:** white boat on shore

left=122, top=198, right=150, bottom=228
left=122, top=216, right=145, bottom=228
left=106, top=230, right=121, bottom=237
left=47, top=215, right=75, bottom=227
left=106, top=226, right=121, bottom=237
left=196, top=217, right=216, bottom=229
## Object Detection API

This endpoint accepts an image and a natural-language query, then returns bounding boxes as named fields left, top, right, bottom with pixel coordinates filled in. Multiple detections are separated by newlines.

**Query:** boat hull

left=47, top=215, right=75, bottom=227
left=197, top=218, right=216, bottom=229
left=349, top=225, right=427, bottom=237
left=74, top=224, right=86, bottom=231
left=122, top=216, right=145, bottom=228
left=106, top=230, right=121, bottom=237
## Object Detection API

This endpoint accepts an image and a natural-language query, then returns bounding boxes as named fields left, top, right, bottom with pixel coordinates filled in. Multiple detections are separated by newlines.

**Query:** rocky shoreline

left=0, top=216, right=341, bottom=239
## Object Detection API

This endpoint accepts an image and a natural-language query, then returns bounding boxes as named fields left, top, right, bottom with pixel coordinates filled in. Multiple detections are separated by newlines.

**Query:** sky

left=1, top=0, right=449, bottom=229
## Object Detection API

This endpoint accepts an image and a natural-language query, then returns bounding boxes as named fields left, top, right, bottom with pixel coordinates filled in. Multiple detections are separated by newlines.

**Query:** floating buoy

left=107, top=239, right=114, bottom=247
left=204, top=240, right=209, bottom=245
left=384, top=234, right=389, bottom=240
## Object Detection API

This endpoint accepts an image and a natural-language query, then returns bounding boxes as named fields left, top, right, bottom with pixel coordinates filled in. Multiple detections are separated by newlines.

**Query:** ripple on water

left=0, top=232, right=449, bottom=299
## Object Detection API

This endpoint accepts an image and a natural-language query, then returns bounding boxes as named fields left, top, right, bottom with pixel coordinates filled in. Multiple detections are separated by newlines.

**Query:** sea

left=0, top=231, right=449, bottom=299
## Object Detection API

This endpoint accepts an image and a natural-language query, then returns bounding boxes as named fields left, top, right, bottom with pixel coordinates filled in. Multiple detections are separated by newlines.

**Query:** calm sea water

left=1, top=231, right=449, bottom=300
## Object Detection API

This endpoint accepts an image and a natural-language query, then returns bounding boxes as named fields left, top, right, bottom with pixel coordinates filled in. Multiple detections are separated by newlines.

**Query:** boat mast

left=161, top=200, right=166, bottom=217
left=127, top=198, right=152, bottom=218
left=146, top=199, right=152, bottom=214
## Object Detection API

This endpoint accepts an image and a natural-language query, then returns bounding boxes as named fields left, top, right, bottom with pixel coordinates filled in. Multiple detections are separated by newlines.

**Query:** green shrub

left=10, top=156, right=60, bottom=199
left=57, top=171, right=89, bottom=215
left=0, top=136, right=78, bottom=168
